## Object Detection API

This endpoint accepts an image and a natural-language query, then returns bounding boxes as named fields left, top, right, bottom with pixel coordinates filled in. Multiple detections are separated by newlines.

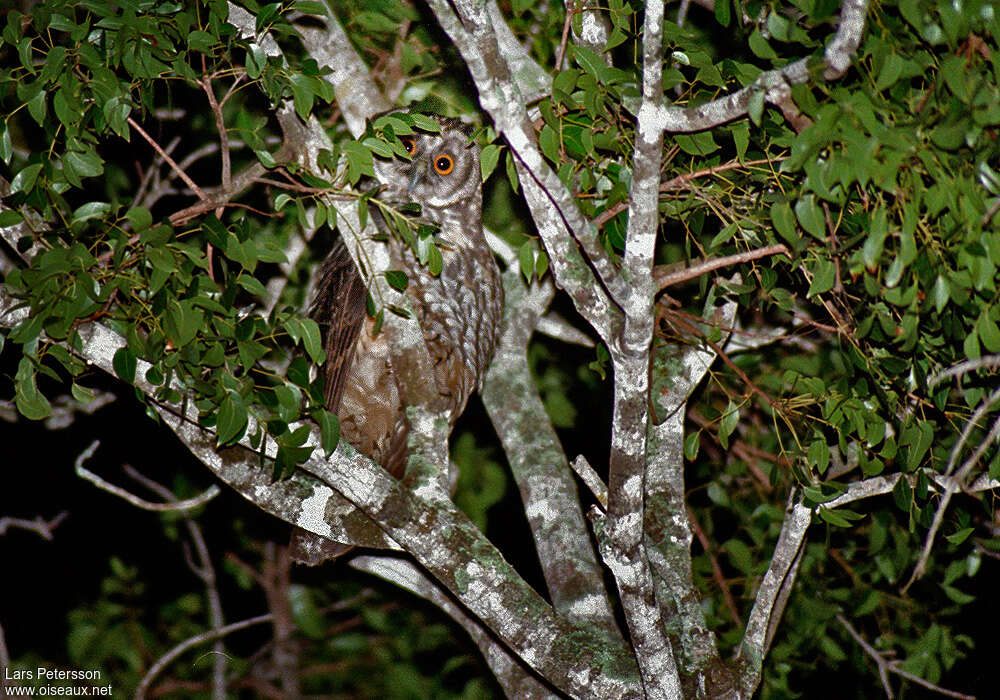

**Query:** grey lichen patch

left=454, top=564, right=470, bottom=595
left=551, top=629, right=640, bottom=684
left=644, top=494, right=685, bottom=548
left=297, top=484, right=334, bottom=537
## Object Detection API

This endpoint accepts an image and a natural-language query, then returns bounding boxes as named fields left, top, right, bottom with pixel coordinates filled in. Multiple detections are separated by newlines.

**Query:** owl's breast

left=394, top=237, right=503, bottom=420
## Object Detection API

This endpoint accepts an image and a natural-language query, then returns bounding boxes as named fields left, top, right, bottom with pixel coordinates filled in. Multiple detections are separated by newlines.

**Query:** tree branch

left=599, top=2, right=682, bottom=696
left=644, top=301, right=737, bottom=676
left=74, top=440, right=221, bottom=512
left=136, top=614, right=273, bottom=700
left=738, top=495, right=811, bottom=696
left=482, top=272, right=622, bottom=639
left=0, top=511, right=68, bottom=541
left=651, top=0, right=870, bottom=133
left=836, top=614, right=977, bottom=700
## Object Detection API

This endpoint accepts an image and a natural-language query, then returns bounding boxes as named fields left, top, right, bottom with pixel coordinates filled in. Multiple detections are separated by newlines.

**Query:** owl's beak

left=407, top=161, right=426, bottom=193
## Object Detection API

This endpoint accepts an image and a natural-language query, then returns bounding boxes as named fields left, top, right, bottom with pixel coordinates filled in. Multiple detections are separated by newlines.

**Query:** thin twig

left=554, top=3, right=574, bottom=71
left=0, top=511, right=68, bottom=540
left=130, top=136, right=181, bottom=209
left=535, top=313, right=595, bottom=347
left=686, top=506, right=742, bottom=625
left=127, top=117, right=207, bottom=200
left=201, top=75, right=232, bottom=217
left=904, top=397, right=1000, bottom=591
left=569, top=454, right=608, bottom=509
left=592, top=158, right=777, bottom=229
left=135, top=614, right=272, bottom=700
left=75, top=440, right=221, bottom=511
left=837, top=614, right=976, bottom=700
left=836, top=614, right=894, bottom=698
left=928, top=355, right=1000, bottom=389
left=654, top=244, right=791, bottom=291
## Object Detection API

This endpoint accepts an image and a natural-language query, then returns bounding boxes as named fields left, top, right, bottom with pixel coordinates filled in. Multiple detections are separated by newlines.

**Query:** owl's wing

left=309, top=238, right=366, bottom=411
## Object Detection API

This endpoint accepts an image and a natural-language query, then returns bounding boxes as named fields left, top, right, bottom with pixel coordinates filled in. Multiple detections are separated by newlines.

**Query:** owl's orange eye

left=433, top=154, right=454, bottom=175
left=399, top=136, right=417, bottom=155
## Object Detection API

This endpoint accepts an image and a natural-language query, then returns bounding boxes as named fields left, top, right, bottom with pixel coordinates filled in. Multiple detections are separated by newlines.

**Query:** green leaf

left=683, top=431, right=701, bottom=460
left=818, top=507, right=852, bottom=527
left=71, top=201, right=111, bottom=225
left=718, top=401, right=739, bottom=449
left=480, top=143, right=501, bottom=182
left=875, top=53, right=905, bottom=91
left=14, top=357, right=51, bottom=420
left=126, top=207, right=153, bottom=231
left=363, top=137, right=394, bottom=158
left=216, top=395, right=248, bottom=446
left=748, top=90, right=765, bottom=126
left=0, top=121, right=12, bottom=164
left=941, top=584, right=975, bottom=605
left=571, top=45, right=610, bottom=82
left=539, top=125, right=560, bottom=164
left=519, top=241, right=535, bottom=283
left=674, top=131, right=719, bottom=156
left=113, top=346, right=137, bottom=384
left=65, top=149, right=104, bottom=178
left=945, top=527, right=975, bottom=546
left=978, top=314, right=1000, bottom=353
left=165, top=299, right=203, bottom=348
left=732, top=121, right=749, bottom=160
left=317, top=409, right=340, bottom=456
left=187, top=30, right=216, bottom=53
left=808, top=439, right=830, bottom=474
left=384, top=270, right=408, bottom=292
left=71, top=383, right=97, bottom=404
left=535, top=250, right=549, bottom=280
left=723, top=539, right=753, bottom=574
left=301, top=318, right=325, bottom=364
left=505, top=151, right=520, bottom=193
left=427, top=241, right=443, bottom=276
left=409, top=113, right=442, bottom=132
left=771, top=201, right=798, bottom=246
left=10, top=163, right=42, bottom=194
left=862, top=207, right=888, bottom=269
left=27, top=89, right=46, bottom=125
left=808, top=259, right=836, bottom=297
left=288, top=584, right=325, bottom=639
left=0, top=209, right=22, bottom=227
left=794, top=195, right=826, bottom=239
left=748, top=28, right=778, bottom=60
left=903, top=420, right=934, bottom=470
left=292, top=0, right=327, bottom=15
left=714, top=0, right=731, bottom=26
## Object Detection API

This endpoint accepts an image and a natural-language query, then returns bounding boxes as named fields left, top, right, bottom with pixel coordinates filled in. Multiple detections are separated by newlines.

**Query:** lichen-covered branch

left=598, top=2, right=682, bottom=697
left=653, top=0, right=870, bottom=132
left=738, top=496, right=811, bottom=696
left=482, top=272, right=622, bottom=639
left=644, top=301, right=737, bottom=676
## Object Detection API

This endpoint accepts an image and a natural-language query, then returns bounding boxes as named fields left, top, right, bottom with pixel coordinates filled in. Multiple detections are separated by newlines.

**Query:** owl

left=292, top=114, right=504, bottom=564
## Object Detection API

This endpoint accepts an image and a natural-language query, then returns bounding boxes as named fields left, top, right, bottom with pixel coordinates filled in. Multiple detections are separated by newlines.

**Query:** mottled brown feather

left=308, top=237, right=366, bottom=412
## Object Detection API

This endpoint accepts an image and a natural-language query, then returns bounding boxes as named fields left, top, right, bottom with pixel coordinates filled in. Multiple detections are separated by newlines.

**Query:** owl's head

left=372, top=114, right=481, bottom=213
